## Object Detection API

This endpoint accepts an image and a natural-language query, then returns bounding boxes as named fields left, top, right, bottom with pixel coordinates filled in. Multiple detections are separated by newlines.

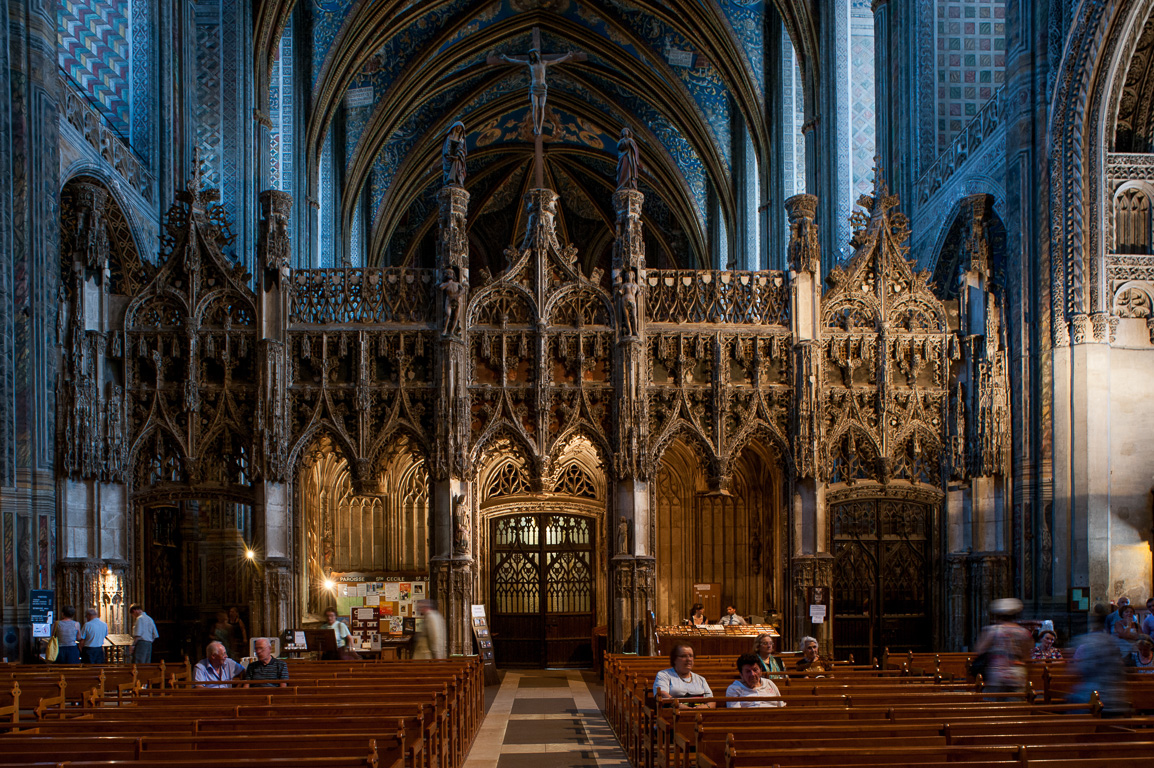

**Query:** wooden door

left=491, top=513, right=595, bottom=668
left=832, top=499, right=932, bottom=661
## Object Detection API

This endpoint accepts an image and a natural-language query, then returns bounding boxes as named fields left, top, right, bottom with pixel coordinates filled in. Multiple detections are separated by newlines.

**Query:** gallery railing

left=289, top=267, right=437, bottom=326
left=644, top=269, right=790, bottom=326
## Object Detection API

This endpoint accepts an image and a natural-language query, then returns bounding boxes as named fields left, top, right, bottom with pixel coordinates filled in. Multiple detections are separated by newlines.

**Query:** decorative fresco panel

left=935, top=0, right=1006, bottom=152
left=58, top=0, right=131, bottom=136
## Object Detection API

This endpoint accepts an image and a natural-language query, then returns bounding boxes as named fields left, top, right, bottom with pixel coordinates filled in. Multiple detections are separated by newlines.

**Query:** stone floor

left=463, top=669, right=630, bottom=768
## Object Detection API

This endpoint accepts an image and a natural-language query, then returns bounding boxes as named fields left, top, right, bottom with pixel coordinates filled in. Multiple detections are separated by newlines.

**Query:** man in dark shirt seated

left=244, top=637, right=288, bottom=687
left=795, top=635, right=832, bottom=674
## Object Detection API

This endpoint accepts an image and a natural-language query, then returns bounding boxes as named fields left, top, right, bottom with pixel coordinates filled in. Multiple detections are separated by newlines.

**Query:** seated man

left=726, top=652, right=786, bottom=707
left=194, top=641, right=246, bottom=688
left=795, top=635, right=832, bottom=674
left=243, top=637, right=288, bottom=687
left=719, top=604, right=747, bottom=626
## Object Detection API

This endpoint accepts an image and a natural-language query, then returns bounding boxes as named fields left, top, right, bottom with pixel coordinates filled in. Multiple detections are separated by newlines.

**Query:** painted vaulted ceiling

left=255, top=0, right=817, bottom=272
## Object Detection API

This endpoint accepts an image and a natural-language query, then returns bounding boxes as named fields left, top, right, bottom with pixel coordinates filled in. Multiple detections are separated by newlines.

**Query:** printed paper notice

left=383, top=583, right=400, bottom=601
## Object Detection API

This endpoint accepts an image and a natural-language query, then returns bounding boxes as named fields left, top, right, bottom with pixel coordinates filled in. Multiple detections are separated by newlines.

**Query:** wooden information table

left=655, top=625, right=779, bottom=657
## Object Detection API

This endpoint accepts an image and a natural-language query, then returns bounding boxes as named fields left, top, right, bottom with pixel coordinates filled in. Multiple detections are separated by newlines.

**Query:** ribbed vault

left=253, top=0, right=820, bottom=269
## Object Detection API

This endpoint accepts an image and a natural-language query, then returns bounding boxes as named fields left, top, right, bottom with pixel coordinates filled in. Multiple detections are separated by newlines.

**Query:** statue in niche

left=442, top=121, right=467, bottom=187
left=616, top=517, right=631, bottom=555
left=788, top=216, right=819, bottom=273
left=438, top=266, right=466, bottom=337
left=615, top=269, right=640, bottom=337
left=452, top=493, right=470, bottom=555
left=616, top=127, right=640, bottom=192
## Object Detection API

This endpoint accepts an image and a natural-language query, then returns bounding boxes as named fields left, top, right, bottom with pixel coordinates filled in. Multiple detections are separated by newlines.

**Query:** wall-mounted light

left=323, top=578, right=335, bottom=591
left=245, top=549, right=256, bottom=560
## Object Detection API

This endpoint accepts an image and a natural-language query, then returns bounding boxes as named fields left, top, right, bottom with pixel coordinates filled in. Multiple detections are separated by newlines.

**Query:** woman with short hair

left=652, top=643, right=714, bottom=708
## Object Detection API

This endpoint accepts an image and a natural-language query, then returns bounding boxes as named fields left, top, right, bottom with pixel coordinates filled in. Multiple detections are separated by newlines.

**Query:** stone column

left=4, top=0, right=62, bottom=659
left=249, top=557, right=293, bottom=639
left=945, top=552, right=970, bottom=650
left=252, top=190, right=294, bottom=633
left=784, top=194, right=833, bottom=650
left=791, top=554, right=834, bottom=654
left=430, top=183, right=474, bottom=655
left=610, top=188, right=653, bottom=654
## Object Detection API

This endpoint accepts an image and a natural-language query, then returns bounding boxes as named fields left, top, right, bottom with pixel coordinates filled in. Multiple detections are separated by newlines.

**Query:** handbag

left=45, top=635, right=59, bottom=662
left=967, top=650, right=990, bottom=679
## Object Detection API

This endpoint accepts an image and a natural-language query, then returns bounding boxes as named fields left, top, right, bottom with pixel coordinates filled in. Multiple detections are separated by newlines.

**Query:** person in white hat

left=974, top=597, right=1032, bottom=693
left=1030, top=621, right=1062, bottom=661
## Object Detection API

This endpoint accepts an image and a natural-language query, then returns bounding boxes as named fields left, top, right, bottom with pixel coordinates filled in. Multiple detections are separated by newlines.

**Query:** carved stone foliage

left=60, top=78, right=154, bottom=204
left=645, top=270, right=789, bottom=325
left=467, top=189, right=614, bottom=481
left=290, top=268, right=437, bottom=325
left=647, top=332, right=791, bottom=485
left=821, top=180, right=950, bottom=487
left=124, top=159, right=258, bottom=496
left=57, top=178, right=146, bottom=484
left=285, top=330, right=437, bottom=491
left=915, top=86, right=1005, bottom=207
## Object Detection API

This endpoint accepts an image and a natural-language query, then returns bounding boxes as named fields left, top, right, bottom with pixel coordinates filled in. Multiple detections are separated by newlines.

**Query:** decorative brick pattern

left=935, top=0, right=1006, bottom=153
left=850, top=9, right=877, bottom=200
left=58, top=1, right=131, bottom=136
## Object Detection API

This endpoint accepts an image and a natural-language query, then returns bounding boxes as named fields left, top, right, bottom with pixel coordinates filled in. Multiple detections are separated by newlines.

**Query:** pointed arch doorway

left=489, top=511, right=595, bottom=667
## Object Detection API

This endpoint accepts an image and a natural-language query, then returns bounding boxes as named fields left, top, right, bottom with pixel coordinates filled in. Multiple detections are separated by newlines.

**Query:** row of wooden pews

left=605, top=652, right=1154, bottom=768
left=0, top=657, right=483, bottom=768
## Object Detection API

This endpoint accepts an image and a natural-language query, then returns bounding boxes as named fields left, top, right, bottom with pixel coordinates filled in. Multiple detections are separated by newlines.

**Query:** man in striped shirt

left=243, top=637, right=288, bottom=687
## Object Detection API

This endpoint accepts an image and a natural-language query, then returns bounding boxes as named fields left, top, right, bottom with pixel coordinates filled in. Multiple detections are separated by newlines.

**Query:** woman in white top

left=652, top=642, right=714, bottom=708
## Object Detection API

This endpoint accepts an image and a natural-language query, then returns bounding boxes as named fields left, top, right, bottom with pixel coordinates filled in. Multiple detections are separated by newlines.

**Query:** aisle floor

left=463, top=670, right=630, bottom=768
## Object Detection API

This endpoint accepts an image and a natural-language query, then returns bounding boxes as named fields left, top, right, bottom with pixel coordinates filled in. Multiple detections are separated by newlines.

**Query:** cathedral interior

left=0, top=0, right=1150, bottom=665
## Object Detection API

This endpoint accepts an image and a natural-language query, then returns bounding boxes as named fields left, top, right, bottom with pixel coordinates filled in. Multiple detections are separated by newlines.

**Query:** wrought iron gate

left=832, top=498, right=933, bottom=661
left=490, top=513, right=595, bottom=667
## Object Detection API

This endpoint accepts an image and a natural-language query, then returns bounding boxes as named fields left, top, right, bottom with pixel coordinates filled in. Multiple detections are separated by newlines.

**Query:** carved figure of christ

left=487, top=27, right=585, bottom=187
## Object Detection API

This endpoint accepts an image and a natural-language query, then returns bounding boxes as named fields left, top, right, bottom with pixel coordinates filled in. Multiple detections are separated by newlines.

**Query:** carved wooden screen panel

left=832, top=498, right=932, bottom=661
left=490, top=512, right=595, bottom=667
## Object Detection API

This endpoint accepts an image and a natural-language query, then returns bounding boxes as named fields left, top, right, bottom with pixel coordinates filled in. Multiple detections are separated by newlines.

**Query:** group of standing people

left=208, top=606, right=249, bottom=661
left=50, top=604, right=158, bottom=664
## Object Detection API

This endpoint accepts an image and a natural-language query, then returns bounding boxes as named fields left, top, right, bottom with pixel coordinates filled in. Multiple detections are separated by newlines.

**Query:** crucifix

left=487, top=27, right=585, bottom=188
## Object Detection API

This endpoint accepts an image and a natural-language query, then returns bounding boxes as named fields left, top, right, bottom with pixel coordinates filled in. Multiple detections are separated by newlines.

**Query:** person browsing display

left=652, top=643, right=714, bottom=708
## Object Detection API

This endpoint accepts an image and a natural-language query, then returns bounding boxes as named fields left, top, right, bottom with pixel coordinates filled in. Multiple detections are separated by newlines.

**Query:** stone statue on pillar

left=442, top=121, right=467, bottom=187
left=616, top=127, right=640, bottom=192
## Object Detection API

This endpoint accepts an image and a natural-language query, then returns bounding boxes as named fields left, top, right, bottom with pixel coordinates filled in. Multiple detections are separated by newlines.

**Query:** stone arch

left=544, top=284, right=614, bottom=328
left=1112, top=181, right=1154, bottom=254
left=546, top=431, right=611, bottom=502
left=467, top=283, right=539, bottom=328
left=128, top=426, right=188, bottom=494
left=651, top=436, right=709, bottom=625
left=650, top=420, right=717, bottom=481
left=1049, top=0, right=1154, bottom=319
left=826, top=423, right=882, bottom=485
left=59, top=174, right=150, bottom=298
left=295, top=430, right=431, bottom=619
left=928, top=194, right=1009, bottom=301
